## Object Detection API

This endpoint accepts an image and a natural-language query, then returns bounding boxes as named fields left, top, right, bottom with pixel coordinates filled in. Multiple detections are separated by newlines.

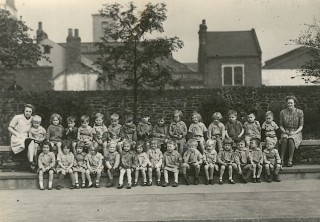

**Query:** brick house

left=262, top=47, right=318, bottom=85
left=197, top=20, right=262, bottom=87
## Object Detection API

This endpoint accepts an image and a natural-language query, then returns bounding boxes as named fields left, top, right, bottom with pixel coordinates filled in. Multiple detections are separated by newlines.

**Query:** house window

left=43, top=45, right=51, bottom=54
left=222, top=64, right=244, bottom=86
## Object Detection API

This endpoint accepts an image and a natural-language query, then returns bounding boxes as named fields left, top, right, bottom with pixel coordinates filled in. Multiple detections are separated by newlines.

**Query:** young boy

left=263, top=139, right=281, bottom=182
left=244, top=111, right=261, bottom=147
left=217, top=138, right=236, bottom=184
left=162, top=140, right=182, bottom=187
left=105, top=141, right=120, bottom=187
left=28, top=115, right=46, bottom=167
left=233, top=140, right=253, bottom=183
left=169, top=110, right=187, bottom=156
left=137, top=113, right=153, bottom=151
left=121, top=113, right=137, bottom=145
left=107, top=113, right=123, bottom=153
left=152, top=116, right=170, bottom=153
left=249, top=138, right=263, bottom=183
left=261, top=111, right=279, bottom=145
left=63, top=116, right=78, bottom=154
left=207, top=112, right=225, bottom=152
left=225, top=110, right=244, bottom=143
left=92, top=113, right=108, bottom=155
left=78, top=115, right=93, bottom=153
left=181, top=139, right=203, bottom=185
left=203, top=139, right=218, bottom=185
left=147, top=138, right=163, bottom=186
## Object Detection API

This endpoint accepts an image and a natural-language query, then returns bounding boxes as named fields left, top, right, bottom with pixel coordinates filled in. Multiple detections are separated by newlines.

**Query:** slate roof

left=205, top=30, right=261, bottom=57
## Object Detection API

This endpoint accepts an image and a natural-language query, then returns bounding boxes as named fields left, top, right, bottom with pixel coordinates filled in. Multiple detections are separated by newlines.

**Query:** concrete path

left=1, top=179, right=320, bottom=222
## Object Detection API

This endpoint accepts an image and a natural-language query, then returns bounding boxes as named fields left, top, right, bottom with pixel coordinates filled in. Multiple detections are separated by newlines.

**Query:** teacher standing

left=8, top=104, right=35, bottom=166
left=279, top=96, right=304, bottom=167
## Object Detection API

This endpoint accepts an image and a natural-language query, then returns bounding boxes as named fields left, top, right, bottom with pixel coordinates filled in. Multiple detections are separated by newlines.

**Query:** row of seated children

left=37, top=133, right=281, bottom=190
left=28, top=108, right=278, bottom=161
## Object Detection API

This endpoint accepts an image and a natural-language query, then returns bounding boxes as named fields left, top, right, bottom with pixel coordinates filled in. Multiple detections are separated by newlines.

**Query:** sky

left=14, top=0, right=320, bottom=64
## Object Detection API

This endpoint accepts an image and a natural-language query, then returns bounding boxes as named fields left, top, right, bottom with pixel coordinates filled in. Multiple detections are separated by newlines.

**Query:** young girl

left=137, top=113, right=153, bottom=151
left=46, top=113, right=64, bottom=154
left=152, top=116, right=169, bottom=153
left=203, top=139, right=218, bottom=185
left=133, top=141, right=149, bottom=186
left=85, top=145, right=104, bottom=188
left=244, top=111, right=261, bottom=147
left=169, top=110, right=187, bottom=156
left=118, top=139, right=136, bottom=189
left=207, top=112, right=225, bottom=152
left=105, top=141, right=120, bottom=188
left=162, top=140, right=182, bottom=187
left=78, top=115, right=93, bottom=153
left=261, top=111, right=279, bottom=145
left=73, top=144, right=87, bottom=189
left=263, top=139, right=281, bottom=183
left=37, top=141, right=55, bottom=190
left=188, top=112, right=207, bottom=154
left=63, top=116, right=78, bottom=154
left=92, top=113, right=108, bottom=155
left=108, top=113, right=123, bottom=153
left=28, top=115, right=46, bottom=170
left=147, top=138, right=163, bottom=186
left=217, top=138, right=236, bottom=185
left=225, top=110, right=244, bottom=143
left=249, top=138, right=263, bottom=183
left=56, top=142, right=76, bottom=190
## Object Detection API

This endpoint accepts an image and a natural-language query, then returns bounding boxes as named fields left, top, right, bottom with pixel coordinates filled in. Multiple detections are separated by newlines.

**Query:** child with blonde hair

left=147, top=138, right=163, bottom=186
left=207, top=112, right=225, bottom=151
left=37, top=141, right=55, bottom=190
left=105, top=141, right=120, bottom=188
left=188, top=112, right=207, bottom=154
left=77, top=115, right=93, bottom=153
left=263, top=139, right=281, bottom=183
left=169, top=110, right=187, bottom=156
left=118, top=139, right=136, bottom=189
left=203, top=139, right=217, bottom=185
left=46, top=113, right=64, bottom=153
left=261, top=111, right=279, bottom=145
left=162, top=140, right=182, bottom=187
left=85, top=145, right=104, bottom=188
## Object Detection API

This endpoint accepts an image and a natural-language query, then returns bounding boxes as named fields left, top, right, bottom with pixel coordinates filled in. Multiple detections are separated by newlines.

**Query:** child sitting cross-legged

left=203, top=139, right=218, bottom=185
left=249, top=138, right=263, bottom=183
left=105, top=141, right=120, bottom=188
left=217, top=138, right=236, bottom=185
left=181, top=139, right=203, bottom=185
left=147, top=138, right=163, bottom=186
left=85, top=145, right=104, bottom=188
left=162, top=139, right=182, bottom=187
left=73, top=143, right=88, bottom=189
left=233, top=140, right=253, bottom=184
left=37, top=141, right=55, bottom=190
left=118, top=139, right=136, bottom=189
left=133, top=141, right=149, bottom=187
left=263, top=139, right=281, bottom=183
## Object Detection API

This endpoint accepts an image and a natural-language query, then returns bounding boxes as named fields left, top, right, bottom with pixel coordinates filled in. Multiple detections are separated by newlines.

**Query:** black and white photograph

left=0, top=0, right=320, bottom=221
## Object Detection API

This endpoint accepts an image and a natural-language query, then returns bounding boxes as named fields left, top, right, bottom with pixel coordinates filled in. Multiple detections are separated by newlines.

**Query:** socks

left=48, top=181, right=52, bottom=188
left=39, top=182, right=44, bottom=189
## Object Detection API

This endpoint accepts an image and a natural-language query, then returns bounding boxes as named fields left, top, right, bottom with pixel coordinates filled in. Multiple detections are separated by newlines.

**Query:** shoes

left=117, top=184, right=123, bottom=189
left=106, top=181, right=114, bottom=188
left=81, top=183, right=86, bottom=188
left=70, top=185, right=75, bottom=189
left=266, top=175, right=272, bottom=183
left=157, top=181, right=161, bottom=186
left=48, top=186, right=52, bottom=190
left=194, top=177, right=199, bottom=185
left=56, top=185, right=62, bottom=190
left=95, top=182, right=100, bottom=188
left=209, top=179, right=214, bottom=185
left=273, top=174, right=281, bottom=182
left=219, top=179, right=223, bottom=185
left=205, top=179, right=209, bottom=185
left=287, top=162, right=293, bottom=167
left=40, top=187, right=45, bottom=191
left=256, top=178, right=261, bottom=183
left=147, top=181, right=152, bottom=186
left=142, top=182, right=147, bottom=187
left=241, top=174, right=248, bottom=184
left=162, top=182, right=168, bottom=187
left=126, top=183, right=132, bottom=189
left=132, top=182, right=138, bottom=187
left=87, top=183, right=93, bottom=188
left=252, top=178, right=257, bottom=183
left=172, top=182, right=179, bottom=187
left=228, top=179, right=235, bottom=184
left=75, top=183, right=80, bottom=189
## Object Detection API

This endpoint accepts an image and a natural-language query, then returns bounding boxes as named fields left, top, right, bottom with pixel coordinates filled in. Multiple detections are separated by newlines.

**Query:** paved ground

left=1, top=179, right=320, bottom=222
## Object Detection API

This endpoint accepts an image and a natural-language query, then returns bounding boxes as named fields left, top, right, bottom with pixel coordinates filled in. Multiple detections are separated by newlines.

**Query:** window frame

left=221, top=64, right=245, bottom=86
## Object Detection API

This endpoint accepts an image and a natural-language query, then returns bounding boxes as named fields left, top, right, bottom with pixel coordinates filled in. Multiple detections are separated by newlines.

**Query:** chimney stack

left=66, top=28, right=82, bottom=71
left=36, top=21, right=48, bottom=42
left=198, top=19, right=207, bottom=82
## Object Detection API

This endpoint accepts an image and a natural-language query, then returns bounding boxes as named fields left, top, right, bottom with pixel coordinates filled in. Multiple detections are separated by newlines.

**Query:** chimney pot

left=75, top=29, right=79, bottom=37
left=38, top=22, right=42, bottom=29
left=202, top=19, right=206, bottom=25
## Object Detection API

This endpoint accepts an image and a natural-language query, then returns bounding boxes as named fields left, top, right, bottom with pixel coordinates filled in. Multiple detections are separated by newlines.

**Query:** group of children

left=32, top=109, right=281, bottom=190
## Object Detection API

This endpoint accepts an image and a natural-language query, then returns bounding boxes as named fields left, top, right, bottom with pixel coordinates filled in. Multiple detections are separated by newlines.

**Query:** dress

left=85, top=152, right=104, bottom=171
left=9, top=114, right=32, bottom=154
left=37, top=152, right=56, bottom=173
left=163, top=150, right=182, bottom=173
left=135, top=152, right=149, bottom=170
left=56, top=152, right=75, bottom=173
left=73, top=152, right=87, bottom=172
left=279, top=108, right=304, bottom=149
left=105, top=151, right=120, bottom=168
left=46, top=124, right=64, bottom=142
left=147, top=149, right=163, bottom=168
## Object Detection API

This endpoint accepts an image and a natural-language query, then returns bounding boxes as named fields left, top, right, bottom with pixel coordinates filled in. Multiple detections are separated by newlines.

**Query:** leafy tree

left=95, top=2, right=183, bottom=121
left=0, top=9, right=47, bottom=89
left=291, top=18, right=320, bottom=83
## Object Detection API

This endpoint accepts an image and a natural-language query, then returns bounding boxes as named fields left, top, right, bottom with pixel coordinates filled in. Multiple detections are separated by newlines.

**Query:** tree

left=291, top=18, right=320, bottom=83
left=95, top=2, right=183, bottom=121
